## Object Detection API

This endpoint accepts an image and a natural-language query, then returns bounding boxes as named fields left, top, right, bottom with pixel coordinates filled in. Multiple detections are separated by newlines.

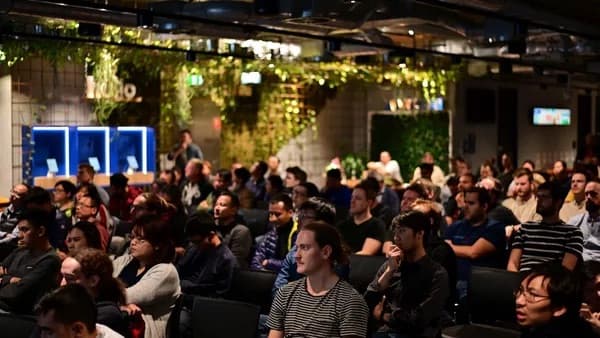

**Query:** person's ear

left=71, top=321, right=87, bottom=337
left=38, top=226, right=47, bottom=237
left=552, top=306, right=567, bottom=318
left=321, top=244, right=332, bottom=260
left=89, top=275, right=100, bottom=289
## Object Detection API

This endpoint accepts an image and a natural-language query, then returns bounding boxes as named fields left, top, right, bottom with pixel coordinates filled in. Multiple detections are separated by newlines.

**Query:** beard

left=586, top=200, right=600, bottom=213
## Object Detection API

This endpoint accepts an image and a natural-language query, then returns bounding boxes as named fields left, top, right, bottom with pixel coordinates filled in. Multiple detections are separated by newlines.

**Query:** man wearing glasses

left=568, top=178, right=600, bottom=262
left=515, top=263, right=596, bottom=338
left=0, top=184, right=30, bottom=251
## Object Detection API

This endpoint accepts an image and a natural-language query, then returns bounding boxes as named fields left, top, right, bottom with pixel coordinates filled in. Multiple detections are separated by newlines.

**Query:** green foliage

left=341, top=154, right=367, bottom=179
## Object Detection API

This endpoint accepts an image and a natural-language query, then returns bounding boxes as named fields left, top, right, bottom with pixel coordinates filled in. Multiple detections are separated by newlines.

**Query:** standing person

left=167, top=129, right=203, bottom=172
left=507, top=182, right=583, bottom=272
left=365, top=211, right=449, bottom=338
left=266, top=222, right=369, bottom=338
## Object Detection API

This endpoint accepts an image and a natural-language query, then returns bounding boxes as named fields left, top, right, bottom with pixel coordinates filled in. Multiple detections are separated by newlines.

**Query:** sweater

left=113, top=255, right=181, bottom=338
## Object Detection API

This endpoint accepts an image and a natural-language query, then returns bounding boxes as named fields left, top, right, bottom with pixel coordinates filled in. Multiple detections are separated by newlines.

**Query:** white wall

left=0, top=72, right=13, bottom=194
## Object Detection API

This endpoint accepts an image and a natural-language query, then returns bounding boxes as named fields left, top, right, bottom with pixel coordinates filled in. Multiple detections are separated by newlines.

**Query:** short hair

left=302, top=221, right=348, bottom=266
left=55, top=180, right=77, bottom=197
left=234, top=167, right=252, bottom=184
left=522, top=159, right=536, bottom=170
left=391, top=211, right=430, bottom=242
left=298, top=197, right=336, bottom=225
left=188, top=158, right=203, bottom=172
left=216, top=190, right=240, bottom=209
left=132, top=215, right=175, bottom=264
left=110, top=173, right=129, bottom=189
left=159, top=169, right=176, bottom=184
left=446, top=176, right=459, bottom=186
left=355, top=181, right=377, bottom=201
left=404, top=183, right=428, bottom=200
left=70, top=221, right=102, bottom=251
left=297, top=182, right=319, bottom=198
left=18, top=208, right=52, bottom=230
left=326, top=168, right=342, bottom=181
left=23, top=186, right=53, bottom=208
left=459, top=173, right=475, bottom=183
left=216, top=169, right=233, bottom=185
left=572, top=169, right=591, bottom=183
left=286, top=166, right=307, bottom=183
left=267, top=175, right=284, bottom=191
left=464, top=187, right=491, bottom=207
left=523, top=262, right=583, bottom=317
left=537, top=181, right=567, bottom=203
left=78, top=163, right=95, bottom=176
left=180, top=129, right=192, bottom=137
left=185, top=211, right=218, bottom=238
left=270, top=193, right=293, bottom=211
left=74, top=248, right=126, bottom=305
left=256, top=161, right=268, bottom=176
left=78, top=183, right=102, bottom=207
left=35, top=284, right=97, bottom=332
left=514, top=168, right=534, bottom=182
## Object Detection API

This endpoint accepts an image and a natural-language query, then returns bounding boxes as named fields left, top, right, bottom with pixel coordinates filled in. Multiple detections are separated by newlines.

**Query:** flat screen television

left=532, top=107, right=571, bottom=126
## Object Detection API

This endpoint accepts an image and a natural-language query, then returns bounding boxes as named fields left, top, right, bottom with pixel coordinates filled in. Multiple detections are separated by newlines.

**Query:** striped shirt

left=267, top=278, right=368, bottom=338
left=512, top=221, right=583, bottom=272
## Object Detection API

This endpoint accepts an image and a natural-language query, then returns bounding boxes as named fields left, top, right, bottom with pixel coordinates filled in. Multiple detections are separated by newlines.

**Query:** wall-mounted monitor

left=532, top=107, right=571, bottom=126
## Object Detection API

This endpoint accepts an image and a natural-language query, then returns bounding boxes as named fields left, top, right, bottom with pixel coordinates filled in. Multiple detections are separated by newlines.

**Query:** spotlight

left=408, top=29, right=415, bottom=36
left=186, top=51, right=196, bottom=62
left=137, top=13, right=154, bottom=29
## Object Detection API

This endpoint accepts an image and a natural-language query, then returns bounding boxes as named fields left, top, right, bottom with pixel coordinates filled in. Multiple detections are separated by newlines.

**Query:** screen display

left=532, top=107, right=571, bottom=126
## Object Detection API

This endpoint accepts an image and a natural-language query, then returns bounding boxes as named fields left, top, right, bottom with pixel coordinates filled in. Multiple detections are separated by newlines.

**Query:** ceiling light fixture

left=408, top=29, right=415, bottom=36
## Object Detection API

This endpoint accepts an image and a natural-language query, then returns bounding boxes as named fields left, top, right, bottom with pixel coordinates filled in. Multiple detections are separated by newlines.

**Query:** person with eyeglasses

left=515, top=262, right=597, bottom=338
left=0, top=183, right=30, bottom=254
left=568, top=178, right=600, bottom=262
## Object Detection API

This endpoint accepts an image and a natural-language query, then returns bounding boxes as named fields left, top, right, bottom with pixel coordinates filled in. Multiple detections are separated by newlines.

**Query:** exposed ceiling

left=2, top=0, right=600, bottom=76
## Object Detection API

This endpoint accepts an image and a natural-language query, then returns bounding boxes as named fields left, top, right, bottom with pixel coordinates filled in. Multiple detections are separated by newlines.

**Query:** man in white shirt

left=412, top=152, right=445, bottom=187
left=369, top=151, right=403, bottom=183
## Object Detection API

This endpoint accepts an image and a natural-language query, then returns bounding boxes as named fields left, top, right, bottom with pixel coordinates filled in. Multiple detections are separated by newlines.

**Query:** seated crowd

left=2, top=147, right=600, bottom=338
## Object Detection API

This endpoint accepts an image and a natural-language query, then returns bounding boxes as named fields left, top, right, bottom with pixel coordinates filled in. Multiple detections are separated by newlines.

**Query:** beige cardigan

left=113, top=254, right=181, bottom=338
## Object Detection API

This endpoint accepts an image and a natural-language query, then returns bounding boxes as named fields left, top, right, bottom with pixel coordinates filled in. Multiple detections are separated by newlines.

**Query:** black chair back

left=348, top=254, right=386, bottom=294
left=166, top=294, right=184, bottom=338
left=192, top=297, right=260, bottom=338
left=0, top=312, right=37, bottom=338
left=469, top=266, right=521, bottom=326
left=226, top=268, right=277, bottom=314
left=238, top=209, right=270, bottom=238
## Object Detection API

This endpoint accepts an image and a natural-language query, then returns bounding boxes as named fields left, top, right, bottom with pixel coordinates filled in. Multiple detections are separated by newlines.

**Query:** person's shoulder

left=336, top=279, right=363, bottom=298
left=96, top=323, right=125, bottom=338
left=484, top=218, right=506, bottom=229
left=367, top=217, right=385, bottom=227
left=231, top=223, right=251, bottom=234
left=277, top=278, right=304, bottom=297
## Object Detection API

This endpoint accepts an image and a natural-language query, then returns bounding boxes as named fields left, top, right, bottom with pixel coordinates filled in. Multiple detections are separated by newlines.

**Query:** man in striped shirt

left=507, top=182, right=583, bottom=272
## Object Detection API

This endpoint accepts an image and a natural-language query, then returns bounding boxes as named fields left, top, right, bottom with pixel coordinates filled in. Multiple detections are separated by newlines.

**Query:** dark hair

left=267, top=175, right=284, bottom=191
left=185, top=211, right=217, bottom=238
left=74, top=248, right=126, bottom=305
left=158, top=184, right=184, bottom=212
left=464, top=187, right=491, bottom=207
left=255, top=161, right=268, bottom=177
left=302, top=221, right=348, bottom=266
left=523, top=262, right=583, bottom=317
left=572, top=169, right=591, bottom=183
left=132, top=216, right=175, bottom=264
left=391, top=211, right=430, bottom=244
left=78, top=163, right=95, bottom=176
left=537, top=181, right=567, bottom=203
left=78, top=183, right=102, bottom=207
left=270, top=193, right=293, bottom=211
left=326, top=168, right=342, bottom=181
left=216, top=169, right=233, bottom=185
left=459, top=173, right=475, bottom=183
left=55, top=180, right=77, bottom=198
left=110, top=173, right=129, bottom=189
left=355, top=181, right=377, bottom=201
left=405, top=183, right=428, bottom=200
left=297, top=182, right=320, bottom=198
left=159, top=169, right=176, bottom=185
left=298, top=197, right=336, bottom=225
left=35, top=284, right=97, bottom=332
left=286, top=166, right=307, bottom=184
left=514, top=168, right=534, bottom=182
left=18, top=208, right=52, bottom=230
left=554, top=160, right=567, bottom=173
left=522, top=160, right=536, bottom=170
left=23, top=186, right=53, bottom=208
left=215, top=190, right=240, bottom=209
left=480, top=160, right=498, bottom=177
left=70, top=221, right=103, bottom=251
left=180, top=129, right=192, bottom=136
left=234, top=167, right=252, bottom=184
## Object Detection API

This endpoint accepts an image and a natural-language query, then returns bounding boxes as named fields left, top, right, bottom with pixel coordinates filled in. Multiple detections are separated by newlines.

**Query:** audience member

left=266, top=155, right=282, bottom=179
left=109, top=173, right=142, bottom=222
left=371, top=150, right=403, bottom=183
left=369, top=171, right=401, bottom=217
left=177, top=212, right=238, bottom=338
left=0, top=209, right=60, bottom=313
left=265, top=175, right=284, bottom=202
left=551, top=160, right=571, bottom=198
left=363, top=177, right=394, bottom=229
left=400, top=183, right=429, bottom=213
left=36, top=284, right=123, bottom=338
left=77, top=163, right=110, bottom=206
left=477, top=177, right=520, bottom=230
left=181, top=159, right=214, bottom=215
left=0, top=183, right=29, bottom=255
left=233, top=167, right=256, bottom=209
left=213, top=191, right=252, bottom=268
left=113, top=217, right=181, bottom=338
left=498, top=153, right=515, bottom=193
left=321, top=168, right=352, bottom=215
left=60, top=248, right=128, bottom=336
left=157, top=185, right=188, bottom=255
left=66, top=221, right=103, bottom=256
left=284, top=166, right=307, bottom=190
left=248, top=161, right=268, bottom=202
left=337, top=182, right=386, bottom=255
left=75, top=190, right=110, bottom=251
left=292, top=182, right=319, bottom=210
left=412, top=152, right=445, bottom=187
left=560, top=170, right=588, bottom=222
left=251, top=194, right=295, bottom=272
left=515, top=263, right=596, bottom=338
left=167, top=129, right=203, bottom=172
left=267, top=222, right=368, bottom=337
left=581, top=260, right=600, bottom=332
left=569, top=179, right=600, bottom=261
left=158, top=169, right=176, bottom=186
left=508, top=182, right=583, bottom=272
left=445, top=187, right=506, bottom=301
left=53, top=180, right=76, bottom=222
left=365, top=211, right=449, bottom=338
left=503, top=168, right=541, bottom=224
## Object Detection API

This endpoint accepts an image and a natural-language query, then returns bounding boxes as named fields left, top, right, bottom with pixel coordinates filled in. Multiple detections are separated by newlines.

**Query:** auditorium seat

left=192, top=297, right=260, bottom=338
left=238, top=209, right=270, bottom=238
left=348, top=254, right=386, bottom=294
left=226, top=268, right=277, bottom=314
left=0, top=312, right=37, bottom=338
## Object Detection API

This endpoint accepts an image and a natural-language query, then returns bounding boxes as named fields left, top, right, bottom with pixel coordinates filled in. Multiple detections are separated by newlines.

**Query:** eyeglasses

left=513, top=286, right=550, bottom=303
left=586, top=191, right=599, bottom=198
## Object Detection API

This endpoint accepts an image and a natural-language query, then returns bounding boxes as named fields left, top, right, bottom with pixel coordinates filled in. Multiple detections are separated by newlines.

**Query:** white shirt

left=97, top=324, right=124, bottom=338
left=380, top=160, right=403, bottom=182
